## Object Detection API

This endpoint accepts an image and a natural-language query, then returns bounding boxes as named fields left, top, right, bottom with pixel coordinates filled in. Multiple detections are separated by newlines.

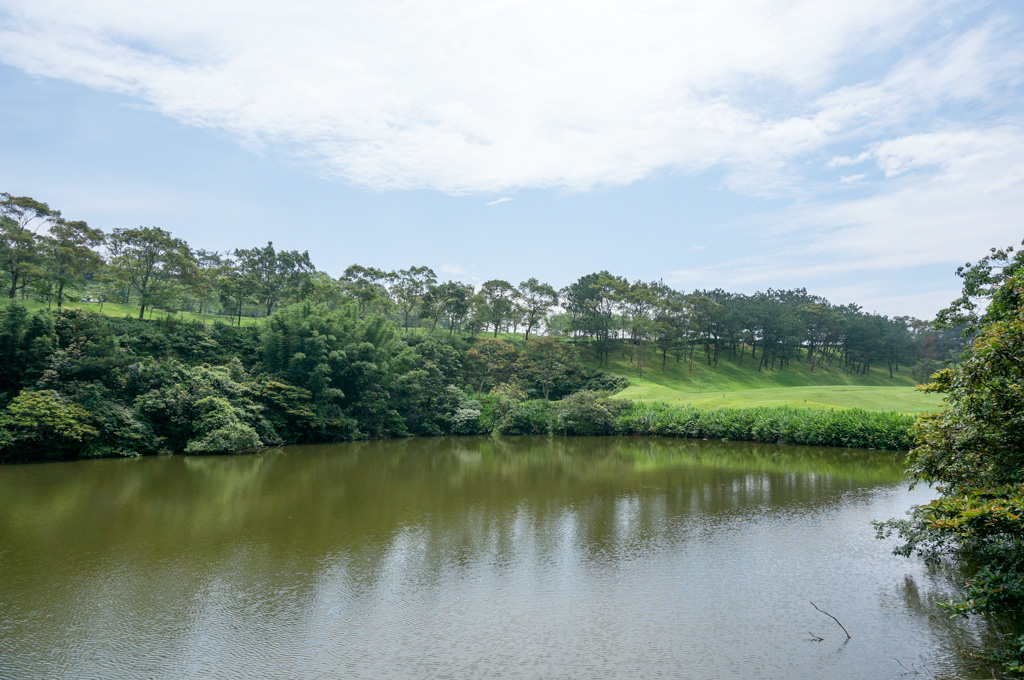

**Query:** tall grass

left=615, top=401, right=915, bottom=451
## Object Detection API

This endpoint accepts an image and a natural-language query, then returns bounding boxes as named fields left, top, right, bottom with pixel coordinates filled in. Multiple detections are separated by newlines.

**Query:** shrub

left=554, top=390, right=631, bottom=436
left=496, top=399, right=553, bottom=435
left=0, top=389, right=98, bottom=461
left=615, top=402, right=914, bottom=451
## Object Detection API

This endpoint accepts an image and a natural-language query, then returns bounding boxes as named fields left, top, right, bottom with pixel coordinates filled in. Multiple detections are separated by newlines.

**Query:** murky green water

left=0, top=437, right=990, bottom=679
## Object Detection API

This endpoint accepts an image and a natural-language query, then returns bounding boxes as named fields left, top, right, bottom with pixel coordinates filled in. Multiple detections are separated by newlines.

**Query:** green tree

left=216, top=259, right=253, bottom=327
left=0, top=389, right=98, bottom=462
left=391, top=266, right=437, bottom=333
left=622, top=280, right=659, bottom=377
left=234, top=242, right=315, bottom=318
left=190, top=249, right=225, bottom=320
left=880, top=262, right=1024, bottom=672
left=0, top=303, right=56, bottom=397
left=1, top=193, right=56, bottom=299
left=306, top=271, right=347, bottom=309
left=40, top=218, right=105, bottom=309
left=518, top=278, right=558, bottom=340
left=106, top=226, right=194, bottom=320
left=339, top=264, right=393, bottom=315
left=433, top=281, right=474, bottom=336
left=464, top=337, right=516, bottom=392
left=938, top=240, right=1024, bottom=334
left=518, top=336, right=577, bottom=400
left=477, top=279, right=517, bottom=337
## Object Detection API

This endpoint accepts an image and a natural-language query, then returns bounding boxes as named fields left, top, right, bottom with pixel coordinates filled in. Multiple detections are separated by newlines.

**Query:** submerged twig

left=808, top=631, right=823, bottom=642
left=893, top=658, right=917, bottom=674
left=810, top=601, right=851, bottom=639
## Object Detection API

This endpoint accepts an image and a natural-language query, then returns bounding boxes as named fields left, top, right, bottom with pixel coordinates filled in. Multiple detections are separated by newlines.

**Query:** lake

left=0, top=436, right=991, bottom=679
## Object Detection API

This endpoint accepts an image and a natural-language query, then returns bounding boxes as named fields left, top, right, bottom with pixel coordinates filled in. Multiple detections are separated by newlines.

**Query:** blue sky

left=1, top=1, right=1021, bottom=319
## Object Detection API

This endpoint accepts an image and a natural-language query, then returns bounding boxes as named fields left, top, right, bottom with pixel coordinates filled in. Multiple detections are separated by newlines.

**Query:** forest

left=0, top=190, right=964, bottom=462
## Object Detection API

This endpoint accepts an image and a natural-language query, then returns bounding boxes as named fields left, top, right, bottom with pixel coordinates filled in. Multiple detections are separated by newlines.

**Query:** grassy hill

left=586, top=345, right=944, bottom=414
left=11, top=298, right=257, bottom=326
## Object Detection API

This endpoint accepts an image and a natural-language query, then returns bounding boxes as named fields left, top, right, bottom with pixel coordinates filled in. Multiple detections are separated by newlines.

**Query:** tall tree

left=190, top=249, right=225, bottom=320
left=622, top=280, right=659, bottom=376
left=216, top=259, right=252, bottom=327
left=477, top=279, right=518, bottom=338
left=435, top=281, right=474, bottom=336
left=234, top=242, right=315, bottom=318
left=38, top=219, right=105, bottom=309
left=339, top=264, right=392, bottom=315
left=106, top=226, right=194, bottom=320
left=1, top=193, right=57, bottom=299
left=391, top=266, right=437, bottom=332
left=518, top=278, right=558, bottom=340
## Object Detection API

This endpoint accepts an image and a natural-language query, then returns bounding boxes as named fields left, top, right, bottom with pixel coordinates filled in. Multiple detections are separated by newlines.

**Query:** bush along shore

left=0, top=303, right=919, bottom=463
left=485, top=391, right=916, bottom=451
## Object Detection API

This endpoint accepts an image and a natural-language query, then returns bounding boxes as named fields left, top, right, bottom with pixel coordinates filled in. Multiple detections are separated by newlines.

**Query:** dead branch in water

left=810, top=601, right=851, bottom=639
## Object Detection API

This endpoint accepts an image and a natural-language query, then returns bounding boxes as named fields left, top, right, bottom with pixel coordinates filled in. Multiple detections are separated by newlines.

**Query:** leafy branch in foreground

left=879, top=259, right=1024, bottom=674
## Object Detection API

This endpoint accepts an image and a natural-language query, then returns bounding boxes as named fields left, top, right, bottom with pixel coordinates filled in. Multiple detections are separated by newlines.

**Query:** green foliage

left=253, top=380, right=318, bottom=444
left=126, top=361, right=270, bottom=454
left=233, top=242, right=315, bottom=317
left=938, top=240, right=1024, bottom=334
left=442, top=385, right=485, bottom=435
left=0, top=302, right=55, bottom=398
left=880, top=265, right=1024, bottom=673
left=183, top=396, right=262, bottom=454
left=57, top=382, right=154, bottom=458
left=554, top=390, right=630, bottom=436
left=616, top=402, right=914, bottom=450
left=106, top=226, right=194, bottom=320
left=496, top=399, right=554, bottom=435
left=0, top=389, right=97, bottom=461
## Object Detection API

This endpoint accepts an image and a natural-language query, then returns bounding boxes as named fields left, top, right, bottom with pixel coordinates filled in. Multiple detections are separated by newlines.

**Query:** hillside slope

left=586, top=345, right=943, bottom=413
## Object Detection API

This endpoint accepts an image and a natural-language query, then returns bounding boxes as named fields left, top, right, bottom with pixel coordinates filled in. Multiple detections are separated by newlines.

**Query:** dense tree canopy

left=0, top=190, right=965, bottom=380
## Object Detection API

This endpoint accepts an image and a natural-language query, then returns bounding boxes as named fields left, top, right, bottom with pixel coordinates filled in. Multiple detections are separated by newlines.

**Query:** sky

left=1, top=1, right=1021, bottom=320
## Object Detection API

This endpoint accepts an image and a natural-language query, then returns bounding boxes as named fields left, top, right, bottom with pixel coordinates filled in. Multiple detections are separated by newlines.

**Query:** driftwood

left=810, top=601, right=851, bottom=639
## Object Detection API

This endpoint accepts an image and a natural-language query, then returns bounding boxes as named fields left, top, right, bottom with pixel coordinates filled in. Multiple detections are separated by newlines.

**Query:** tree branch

left=810, top=601, right=851, bottom=639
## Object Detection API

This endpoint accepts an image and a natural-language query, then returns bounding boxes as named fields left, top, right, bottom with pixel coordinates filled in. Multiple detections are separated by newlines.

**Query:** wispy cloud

left=486, top=197, right=512, bottom=206
left=1, top=1, right=1016, bottom=194
left=665, top=126, right=1024, bottom=317
left=439, top=263, right=475, bottom=281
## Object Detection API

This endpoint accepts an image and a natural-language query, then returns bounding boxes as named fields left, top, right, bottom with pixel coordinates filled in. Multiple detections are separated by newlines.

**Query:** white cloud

left=3, top=0, right=1014, bottom=193
left=486, top=197, right=513, bottom=206
left=665, top=126, right=1024, bottom=317
left=439, top=263, right=473, bottom=280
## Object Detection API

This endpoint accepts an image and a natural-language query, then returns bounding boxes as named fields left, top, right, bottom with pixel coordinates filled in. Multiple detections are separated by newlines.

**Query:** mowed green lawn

left=615, top=382, right=943, bottom=413
left=591, top=346, right=945, bottom=414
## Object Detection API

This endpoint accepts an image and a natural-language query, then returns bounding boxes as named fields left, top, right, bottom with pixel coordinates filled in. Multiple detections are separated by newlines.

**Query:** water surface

left=0, top=437, right=988, bottom=678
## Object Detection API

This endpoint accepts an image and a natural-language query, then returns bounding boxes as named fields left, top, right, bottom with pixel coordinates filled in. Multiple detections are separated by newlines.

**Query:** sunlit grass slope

left=11, top=299, right=257, bottom=326
left=588, top=346, right=944, bottom=413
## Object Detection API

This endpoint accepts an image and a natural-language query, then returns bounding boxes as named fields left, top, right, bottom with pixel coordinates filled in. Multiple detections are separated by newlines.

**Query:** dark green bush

left=496, top=399, right=553, bottom=435
left=616, top=402, right=914, bottom=450
left=554, top=390, right=631, bottom=436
